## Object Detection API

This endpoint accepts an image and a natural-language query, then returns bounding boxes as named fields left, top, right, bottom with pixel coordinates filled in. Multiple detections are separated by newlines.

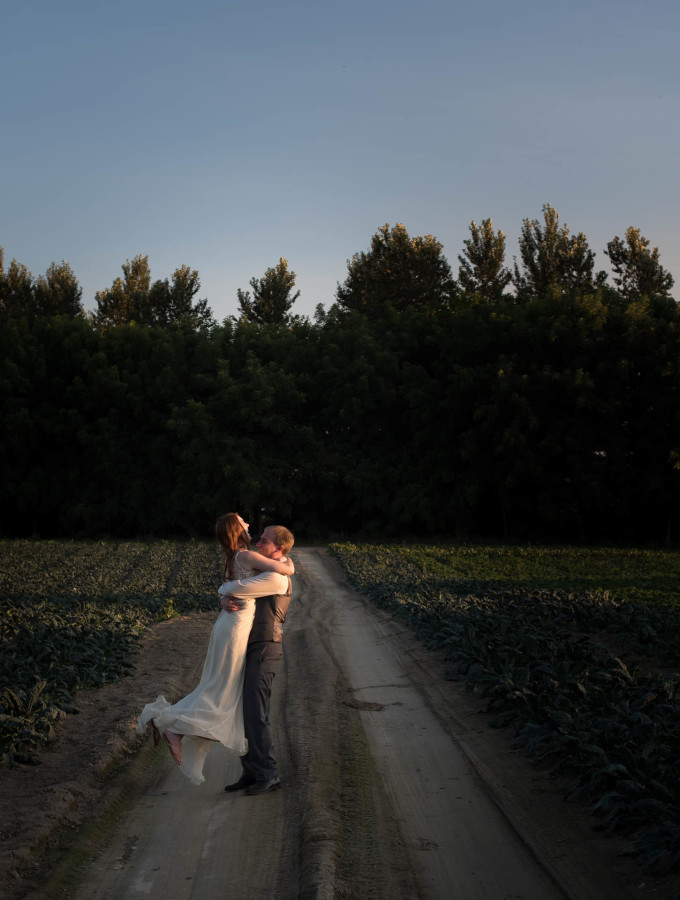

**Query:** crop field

left=329, top=542, right=680, bottom=875
left=3, top=539, right=680, bottom=875
left=0, top=539, right=221, bottom=768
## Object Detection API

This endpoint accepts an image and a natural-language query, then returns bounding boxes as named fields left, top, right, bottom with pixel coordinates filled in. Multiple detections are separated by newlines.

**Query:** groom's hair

left=272, top=525, right=294, bottom=555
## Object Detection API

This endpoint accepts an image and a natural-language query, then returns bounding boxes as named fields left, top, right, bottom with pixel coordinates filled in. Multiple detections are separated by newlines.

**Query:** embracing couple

left=137, top=513, right=295, bottom=795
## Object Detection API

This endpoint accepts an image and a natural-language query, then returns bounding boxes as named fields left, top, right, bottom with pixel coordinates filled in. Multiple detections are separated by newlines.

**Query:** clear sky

left=2, top=0, right=678, bottom=322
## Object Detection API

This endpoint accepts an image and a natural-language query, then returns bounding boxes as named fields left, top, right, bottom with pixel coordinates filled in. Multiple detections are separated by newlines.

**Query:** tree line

left=1, top=205, right=678, bottom=543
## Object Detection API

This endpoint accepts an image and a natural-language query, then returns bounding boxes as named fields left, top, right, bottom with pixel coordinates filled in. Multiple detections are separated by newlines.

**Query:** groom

left=218, top=523, right=295, bottom=795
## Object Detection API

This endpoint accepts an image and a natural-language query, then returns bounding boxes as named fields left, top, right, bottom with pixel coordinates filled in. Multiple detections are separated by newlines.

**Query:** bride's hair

left=216, top=512, right=250, bottom=580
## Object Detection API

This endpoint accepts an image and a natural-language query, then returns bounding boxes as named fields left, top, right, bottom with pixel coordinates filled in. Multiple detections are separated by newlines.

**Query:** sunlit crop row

left=0, top=539, right=224, bottom=599
left=0, top=539, right=222, bottom=767
left=170, top=541, right=222, bottom=596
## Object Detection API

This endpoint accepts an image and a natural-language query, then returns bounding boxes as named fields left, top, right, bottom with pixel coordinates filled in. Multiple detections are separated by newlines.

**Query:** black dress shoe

left=245, top=775, right=281, bottom=795
left=224, top=775, right=255, bottom=792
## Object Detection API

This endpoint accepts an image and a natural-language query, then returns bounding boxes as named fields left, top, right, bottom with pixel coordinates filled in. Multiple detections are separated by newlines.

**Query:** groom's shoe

left=245, top=775, right=281, bottom=795
left=224, top=775, right=255, bottom=792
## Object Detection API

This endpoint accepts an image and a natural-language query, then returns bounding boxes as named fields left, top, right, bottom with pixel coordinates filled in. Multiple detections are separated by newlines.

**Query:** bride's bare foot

left=163, top=730, right=182, bottom=764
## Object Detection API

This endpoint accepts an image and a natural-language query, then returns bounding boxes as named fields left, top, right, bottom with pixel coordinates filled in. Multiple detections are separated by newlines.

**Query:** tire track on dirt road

left=294, top=549, right=569, bottom=900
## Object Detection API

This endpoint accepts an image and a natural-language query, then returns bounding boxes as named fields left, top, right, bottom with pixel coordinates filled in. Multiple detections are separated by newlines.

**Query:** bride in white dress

left=136, top=513, right=294, bottom=785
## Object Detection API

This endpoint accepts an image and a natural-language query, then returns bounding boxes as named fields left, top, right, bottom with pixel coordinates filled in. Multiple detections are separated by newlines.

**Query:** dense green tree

left=0, top=315, right=102, bottom=533
left=33, top=260, right=84, bottom=317
left=94, top=254, right=151, bottom=326
left=489, top=295, right=608, bottom=540
left=513, top=204, right=606, bottom=300
left=3, top=219, right=680, bottom=543
left=94, top=256, right=213, bottom=329
left=0, top=249, right=34, bottom=319
left=457, top=218, right=511, bottom=303
left=236, top=258, right=300, bottom=325
left=1, top=252, right=84, bottom=320
left=335, top=223, right=455, bottom=315
left=605, top=227, right=674, bottom=301
left=291, top=307, right=403, bottom=533
left=147, top=265, right=214, bottom=330
left=215, top=317, right=323, bottom=530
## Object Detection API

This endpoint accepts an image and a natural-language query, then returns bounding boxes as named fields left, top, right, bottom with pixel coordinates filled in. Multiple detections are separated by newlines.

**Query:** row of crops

left=0, top=540, right=221, bottom=767
left=329, top=543, right=680, bottom=876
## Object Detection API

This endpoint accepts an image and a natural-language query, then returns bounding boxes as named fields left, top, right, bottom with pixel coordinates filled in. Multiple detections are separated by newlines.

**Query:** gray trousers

left=240, top=641, right=283, bottom=782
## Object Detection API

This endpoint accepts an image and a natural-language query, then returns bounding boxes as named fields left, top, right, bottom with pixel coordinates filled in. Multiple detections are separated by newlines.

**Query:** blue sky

left=2, top=0, right=678, bottom=321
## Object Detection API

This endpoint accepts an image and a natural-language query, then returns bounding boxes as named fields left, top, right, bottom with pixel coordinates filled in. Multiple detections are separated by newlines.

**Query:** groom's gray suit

left=218, top=568, right=293, bottom=791
left=240, top=577, right=293, bottom=783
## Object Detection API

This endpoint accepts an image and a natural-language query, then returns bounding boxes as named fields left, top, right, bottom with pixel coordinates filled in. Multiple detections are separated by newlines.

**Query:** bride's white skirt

left=137, top=603, right=255, bottom=785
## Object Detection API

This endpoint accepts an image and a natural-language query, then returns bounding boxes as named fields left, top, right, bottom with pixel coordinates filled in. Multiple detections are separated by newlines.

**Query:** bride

left=136, top=512, right=294, bottom=784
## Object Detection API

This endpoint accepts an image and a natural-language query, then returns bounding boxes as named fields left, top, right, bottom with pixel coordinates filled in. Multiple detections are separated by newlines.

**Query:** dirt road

left=56, top=548, right=650, bottom=899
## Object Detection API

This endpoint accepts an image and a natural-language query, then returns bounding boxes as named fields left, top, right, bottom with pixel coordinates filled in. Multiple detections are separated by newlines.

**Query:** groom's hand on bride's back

left=220, top=595, right=243, bottom=613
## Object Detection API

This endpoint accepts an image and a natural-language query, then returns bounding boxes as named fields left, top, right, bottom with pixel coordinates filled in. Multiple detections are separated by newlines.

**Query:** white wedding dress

left=136, top=553, right=256, bottom=785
